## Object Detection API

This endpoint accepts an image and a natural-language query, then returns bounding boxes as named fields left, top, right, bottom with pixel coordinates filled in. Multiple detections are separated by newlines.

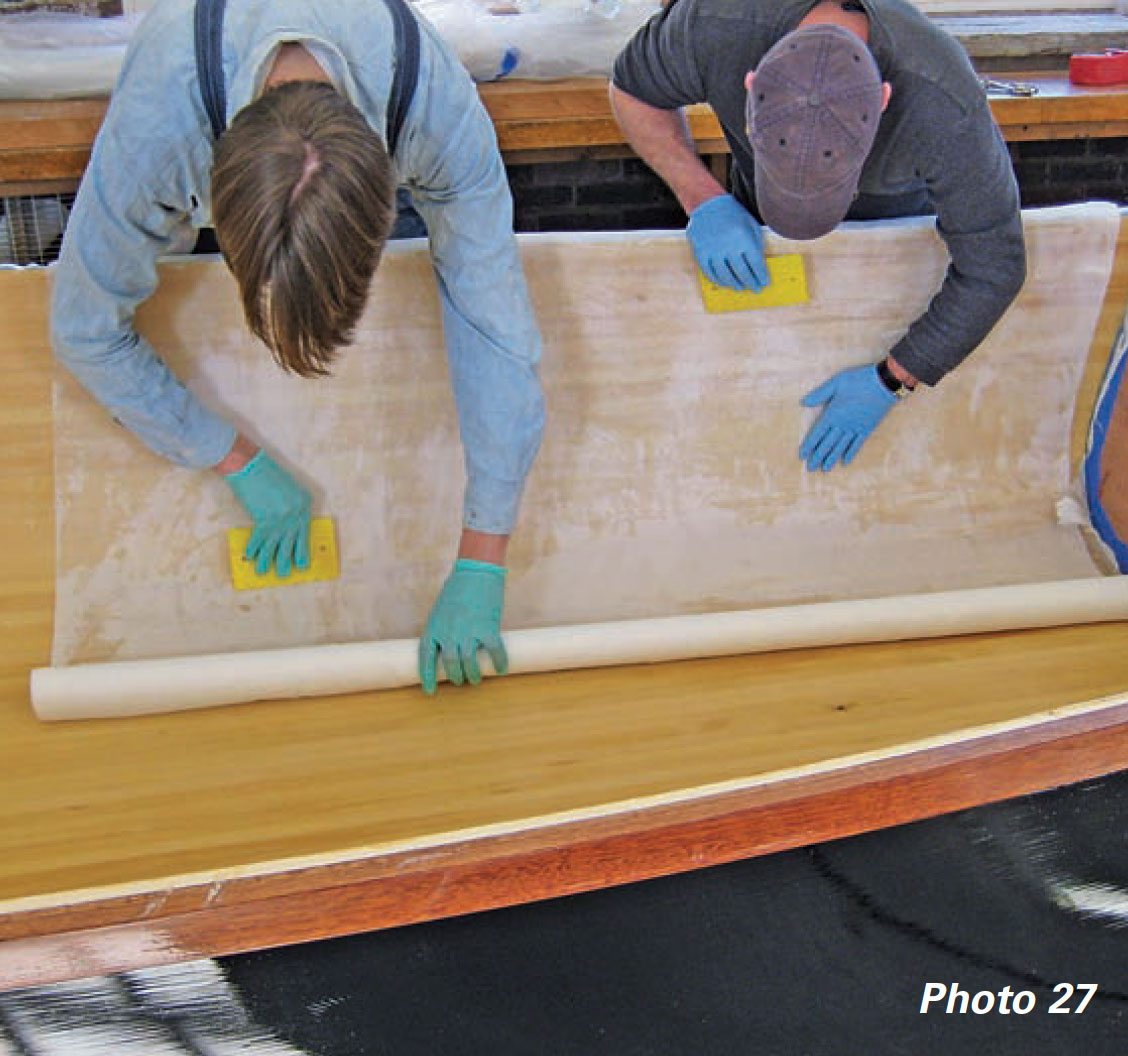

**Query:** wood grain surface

left=2, top=218, right=1128, bottom=989
left=3, top=73, right=1128, bottom=191
left=1089, top=220, right=1128, bottom=543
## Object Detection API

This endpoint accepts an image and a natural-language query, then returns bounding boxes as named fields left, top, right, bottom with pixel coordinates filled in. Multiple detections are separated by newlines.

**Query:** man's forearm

left=213, top=432, right=259, bottom=475
left=608, top=84, right=725, bottom=215
left=458, top=528, right=509, bottom=567
left=886, top=355, right=919, bottom=389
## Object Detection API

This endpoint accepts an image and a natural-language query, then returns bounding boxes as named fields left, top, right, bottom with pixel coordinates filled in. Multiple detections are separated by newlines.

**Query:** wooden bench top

left=2, top=72, right=1128, bottom=193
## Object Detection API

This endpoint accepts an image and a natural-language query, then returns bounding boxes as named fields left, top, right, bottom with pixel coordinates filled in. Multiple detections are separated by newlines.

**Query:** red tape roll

left=1069, top=49, right=1128, bottom=87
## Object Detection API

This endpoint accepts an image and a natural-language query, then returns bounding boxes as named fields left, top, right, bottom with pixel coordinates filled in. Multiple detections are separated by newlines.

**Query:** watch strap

left=876, top=358, right=912, bottom=398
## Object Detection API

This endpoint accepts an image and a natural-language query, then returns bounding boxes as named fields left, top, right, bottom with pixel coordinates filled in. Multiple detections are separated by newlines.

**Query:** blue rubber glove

left=800, top=365, right=897, bottom=472
left=224, top=450, right=312, bottom=577
left=686, top=194, right=770, bottom=292
left=419, top=558, right=508, bottom=695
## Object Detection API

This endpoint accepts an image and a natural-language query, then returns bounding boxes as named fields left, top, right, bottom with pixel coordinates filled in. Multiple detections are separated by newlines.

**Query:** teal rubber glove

left=800, top=364, right=897, bottom=472
left=686, top=194, right=770, bottom=292
left=224, top=450, right=312, bottom=577
left=419, top=558, right=508, bottom=695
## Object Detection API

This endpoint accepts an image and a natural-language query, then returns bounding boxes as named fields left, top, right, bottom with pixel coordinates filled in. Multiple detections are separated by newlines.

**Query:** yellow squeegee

left=228, top=515, right=339, bottom=590
left=698, top=254, right=809, bottom=313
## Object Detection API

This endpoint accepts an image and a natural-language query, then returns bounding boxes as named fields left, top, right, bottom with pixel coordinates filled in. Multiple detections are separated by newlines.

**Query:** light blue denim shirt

left=50, top=0, right=544, bottom=535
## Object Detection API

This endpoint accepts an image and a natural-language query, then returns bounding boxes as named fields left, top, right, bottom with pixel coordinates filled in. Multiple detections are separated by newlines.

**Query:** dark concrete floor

left=221, top=767, right=1128, bottom=1056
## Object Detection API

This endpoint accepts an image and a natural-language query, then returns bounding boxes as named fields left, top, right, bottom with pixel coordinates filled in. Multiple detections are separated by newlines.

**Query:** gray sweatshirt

left=613, top=0, right=1026, bottom=386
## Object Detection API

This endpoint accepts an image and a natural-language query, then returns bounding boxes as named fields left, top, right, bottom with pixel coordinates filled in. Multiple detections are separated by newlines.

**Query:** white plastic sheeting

left=0, top=0, right=660, bottom=100
left=0, top=11, right=142, bottom=98
left=415, top=0, right=659, bottom=82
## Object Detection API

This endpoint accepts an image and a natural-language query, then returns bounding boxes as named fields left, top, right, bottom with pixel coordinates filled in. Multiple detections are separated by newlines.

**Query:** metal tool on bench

left=979, top=77, right=1039, bottom=97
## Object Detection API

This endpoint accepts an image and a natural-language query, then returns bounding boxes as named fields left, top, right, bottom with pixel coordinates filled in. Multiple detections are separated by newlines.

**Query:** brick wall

left=8, top=135, right=1124, bottom=266
left=1009, top=136, right=1128, bottom=209
left=507, top=137, right=1128, bottom=233
left=508, top=158, right=685, bottom=233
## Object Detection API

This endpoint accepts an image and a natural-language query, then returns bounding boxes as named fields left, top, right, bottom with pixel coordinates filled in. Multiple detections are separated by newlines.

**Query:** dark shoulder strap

left=194, top=0, right=228, bottom=140
left=193, top=0, right=419, bottom=153
left=381, top=0, right=420, bottom=157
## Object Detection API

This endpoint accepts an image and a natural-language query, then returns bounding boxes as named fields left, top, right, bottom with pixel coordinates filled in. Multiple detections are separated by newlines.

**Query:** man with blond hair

left=51, top=0, right=544, bottom=694
left=611, top=0, right=1026, bottom=471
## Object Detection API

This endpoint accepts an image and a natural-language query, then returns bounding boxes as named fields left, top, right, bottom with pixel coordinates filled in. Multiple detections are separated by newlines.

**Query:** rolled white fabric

left=30, top=577, right=1128, bottom=721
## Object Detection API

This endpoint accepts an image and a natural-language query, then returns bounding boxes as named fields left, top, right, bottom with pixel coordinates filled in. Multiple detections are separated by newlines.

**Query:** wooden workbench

left=2, top=73, right=1128, bottom=194
left=1, top=211, right=1127, bottom=990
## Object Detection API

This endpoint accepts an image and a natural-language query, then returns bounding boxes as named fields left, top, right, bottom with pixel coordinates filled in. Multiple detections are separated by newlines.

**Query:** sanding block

left=228, top=515, right=339, bottom=590
left=698, top=254, right=809, bottom=313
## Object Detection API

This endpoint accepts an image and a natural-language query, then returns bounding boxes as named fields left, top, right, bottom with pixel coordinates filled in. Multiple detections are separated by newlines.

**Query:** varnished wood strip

left=1002, top=121, right=1128, bottom=142
left=1072, top=213, right=1128, bottom=466
left=476, top=77, right=617, bottom=120
left=0, top=269, right=53, bottom=693
left=490, top=116, right=628, bottom=152
left=0, top=147, right=94, bottom=185
left=2, top=691, right=1126, bottom=989
left=992, top=95, right=1128, bottom=127
left=0, top=99, right=107, bottom=151
left=3, top=76, right=1128, bottom=190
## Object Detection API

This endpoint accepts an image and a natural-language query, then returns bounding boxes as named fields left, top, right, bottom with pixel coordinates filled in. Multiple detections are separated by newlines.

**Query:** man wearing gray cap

left=610, top=0, right=1026, bottom=471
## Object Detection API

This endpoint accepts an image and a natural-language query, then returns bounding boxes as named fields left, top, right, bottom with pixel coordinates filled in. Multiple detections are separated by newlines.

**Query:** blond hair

left=211, top=81, right=396, bottom=377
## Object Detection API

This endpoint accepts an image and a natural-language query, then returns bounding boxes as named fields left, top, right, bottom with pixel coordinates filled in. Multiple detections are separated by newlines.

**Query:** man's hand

left=418, top=559, right=508, bottom=695
left=799, top=364, right=897, bottom=471
left=224, top=450, right=312, bottom=577
left=686, top=194, right=770, bottom=291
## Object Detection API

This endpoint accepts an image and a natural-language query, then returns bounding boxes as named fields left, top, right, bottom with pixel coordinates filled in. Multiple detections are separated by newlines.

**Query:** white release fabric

left=41, top=204, right=1122, bottom=715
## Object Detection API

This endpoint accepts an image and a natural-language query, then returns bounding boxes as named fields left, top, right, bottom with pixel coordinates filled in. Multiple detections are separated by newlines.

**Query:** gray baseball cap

left=747, top=23, right=884, bottom=240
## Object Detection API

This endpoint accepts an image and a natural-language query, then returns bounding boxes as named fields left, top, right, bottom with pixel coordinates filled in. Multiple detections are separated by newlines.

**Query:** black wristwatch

left=876, top=358, right=914, bottom=398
